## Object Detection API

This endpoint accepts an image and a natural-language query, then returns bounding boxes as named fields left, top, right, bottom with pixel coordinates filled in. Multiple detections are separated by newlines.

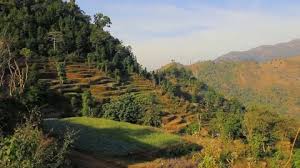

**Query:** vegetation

left=189, top=58, right=300, bottom=118
left=294, top=149, right=300, bottom=168
left=0, top=117, right=74, bottom=168
left=0, top=0, right=144, bottom=83
left=56, top=62, right=67, bottom=84
left=0, top=0, right=298, bottom=167
left=81, top=90, right=94, bottom=116
left=43, top=117, right=181, bottom=156
left=102, top=93, right=162, bottom=127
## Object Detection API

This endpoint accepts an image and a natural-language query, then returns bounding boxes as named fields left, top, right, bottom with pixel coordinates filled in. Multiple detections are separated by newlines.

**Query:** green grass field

left=43, top=117, right=182, bottom=156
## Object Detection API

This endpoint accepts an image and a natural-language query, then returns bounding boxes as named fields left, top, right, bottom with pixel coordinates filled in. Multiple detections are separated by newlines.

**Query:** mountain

left=189, top=55, right=300, bottom=118
left=216, top=39, right=300, bottom=62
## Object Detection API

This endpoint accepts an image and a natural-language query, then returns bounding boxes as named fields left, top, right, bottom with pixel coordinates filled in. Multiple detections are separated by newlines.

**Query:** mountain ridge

left=215, top=39, right=300, bottom=62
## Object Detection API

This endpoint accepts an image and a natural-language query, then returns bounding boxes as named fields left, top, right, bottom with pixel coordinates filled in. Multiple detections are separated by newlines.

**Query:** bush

left=70, top=96, right=81, bottom=115
left=21, top=81, right=49, bottom=109
left=102, top=93, right=162, bottom=126
left=293, top=149, right=300, bottom=168
left=102, top=93, right=143, bottom=123
left=182, top=122, right=200, bottom=135
left=243, top=106, right=286, bottom=158
left=142, top=108, right=162, bottom=127
left=0, top=98, right=26, bottom=133
left=193, top=146, right=235, bottom=168
left=56, top=62, right=67, bottom=84
left=81, top=91, right=94, bottom=116
left=0, top=121, right=75, bottom=168
left=209, top=111, right=243, bottom=140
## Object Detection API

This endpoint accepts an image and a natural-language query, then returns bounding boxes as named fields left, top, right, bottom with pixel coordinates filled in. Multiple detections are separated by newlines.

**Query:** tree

left=102, top=93, right=143, bottom=123
left=0, top=38, right=29, bottom=96
left=56, top=62, right=67, bottom=84
left=94, top=13, right=111, bottom=29
left=48, top=31, right=63, bottom=52
left=243, top=106, right=282, bottom=158
left=114, top=69, right=121, bottom=83
left=210, top=111, right=243, bottom=140
left=81, top=90, right=94, bottom=116
left=70, top=96, right=81, bottom=115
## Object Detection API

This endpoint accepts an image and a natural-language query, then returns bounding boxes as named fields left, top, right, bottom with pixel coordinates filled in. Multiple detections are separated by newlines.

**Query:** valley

left=0, top=0, right=299, bottom=168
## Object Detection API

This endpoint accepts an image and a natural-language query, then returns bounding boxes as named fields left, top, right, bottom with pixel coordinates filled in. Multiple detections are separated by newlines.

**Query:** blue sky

left=77, top=0, right=300, bottom=69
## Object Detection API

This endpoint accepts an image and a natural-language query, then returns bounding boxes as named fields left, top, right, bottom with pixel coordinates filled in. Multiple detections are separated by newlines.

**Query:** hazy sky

left=76, top=0, right=300, bottom=69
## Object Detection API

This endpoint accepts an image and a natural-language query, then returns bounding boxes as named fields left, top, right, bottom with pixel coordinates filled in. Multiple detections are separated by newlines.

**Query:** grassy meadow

left=44, top=117, right=183, bottom=156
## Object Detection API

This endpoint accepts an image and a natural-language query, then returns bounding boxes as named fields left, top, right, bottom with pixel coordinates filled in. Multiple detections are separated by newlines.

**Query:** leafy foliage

left=0, top=98, right=26, bottom=133
left=294, top=149, right=300, bottom=168
left=181, top=122, right=200, bottom=135
left=102, top=93, right=162, bottom=126
left=81, top=90, right=95, bottom=116
left=0, top=0, right=143, bottom=82
left=56, top=62, right=67, bottom=84
left=0, top=121, right=74, bottom=168
left=209, top=111, right=243, bottom=140
left=243, top=105, right=295, bottom=159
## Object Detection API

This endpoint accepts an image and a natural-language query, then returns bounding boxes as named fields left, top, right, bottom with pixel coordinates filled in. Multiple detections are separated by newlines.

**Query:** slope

left=38, top=61, right=195, bottom=133
left=189, top=55, right=300, bottom=118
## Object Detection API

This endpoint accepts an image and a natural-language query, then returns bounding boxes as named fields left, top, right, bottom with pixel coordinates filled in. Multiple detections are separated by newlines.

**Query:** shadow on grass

left=43, top=119, right=202, bottom=166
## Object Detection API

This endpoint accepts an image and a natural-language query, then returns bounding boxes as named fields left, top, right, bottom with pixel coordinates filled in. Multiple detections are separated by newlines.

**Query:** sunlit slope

left=188, top=56, right=300, bottom=118
left=38, top=62, right=194, bottom=132
left=44, top=117, right=182, bottom=156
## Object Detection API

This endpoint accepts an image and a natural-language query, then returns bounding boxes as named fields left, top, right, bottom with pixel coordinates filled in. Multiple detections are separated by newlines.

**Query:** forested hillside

left=189, top=56, right=300, bottom=118
left=0, top=0, right=141, bottom=80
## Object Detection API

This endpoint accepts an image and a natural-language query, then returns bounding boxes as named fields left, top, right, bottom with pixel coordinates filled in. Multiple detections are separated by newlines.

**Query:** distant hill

left=216, top=39, right=300, bottom=62
left=188, top=56, right=300, bottom=118
left=158, top=61, right=185, bottom=72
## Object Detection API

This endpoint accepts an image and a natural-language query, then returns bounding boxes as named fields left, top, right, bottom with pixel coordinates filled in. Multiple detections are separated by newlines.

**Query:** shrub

left=182, top=122, right=200, bottom=135
left=0, top=98, right=26, bottom=133
left=70, top=96, right=81, bottom=115
left=243, top=106, right=286, bottom=158
left=293, top=149, right=300, bottom=168
left=0, top=121, right=75, bottom=168
left=102, top=93, right=162, bottom=126
left=21, top=81, right=49, bottom=109
left=193, top=146, right=235, bottom=168
left=142, top=108, right=162, bottom=127
left=102, top=93, right=142, bottom=123
left=209, top=111, right=243, bottom=140
left=248, top=133, right=265, bottom=159
left=81, top=91, right=94, bottom=116
left=56, top=62, right=67, bottom=84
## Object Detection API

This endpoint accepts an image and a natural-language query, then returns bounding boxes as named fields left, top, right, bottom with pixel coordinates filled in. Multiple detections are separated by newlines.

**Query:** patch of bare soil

left=70, top=151, right=126, bottom=168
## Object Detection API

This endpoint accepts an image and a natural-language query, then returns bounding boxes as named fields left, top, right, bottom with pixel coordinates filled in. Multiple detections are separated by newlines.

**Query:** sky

left=76, top=0, right=300, bottom=69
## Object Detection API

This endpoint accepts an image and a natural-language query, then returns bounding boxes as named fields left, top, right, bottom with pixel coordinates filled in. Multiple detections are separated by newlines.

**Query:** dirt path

left=70, top=151, right=126, bottom=168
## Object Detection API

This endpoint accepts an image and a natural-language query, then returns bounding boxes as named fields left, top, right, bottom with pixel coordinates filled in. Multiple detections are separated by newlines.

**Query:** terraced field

left=38, top=62, right=195, bottom=133
left=39, top=63, right=155, bottom=101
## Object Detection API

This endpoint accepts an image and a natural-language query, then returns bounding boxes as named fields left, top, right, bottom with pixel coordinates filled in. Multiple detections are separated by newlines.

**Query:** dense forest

left=0, top=0, right=299, bottom=168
